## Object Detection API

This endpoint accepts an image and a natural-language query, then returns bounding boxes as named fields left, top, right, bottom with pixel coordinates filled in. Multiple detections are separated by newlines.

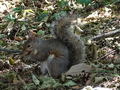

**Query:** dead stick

left=91, top=29, right=120, bottom=41
left=0, top=48, right=22, bottom=53
left=99, top=50, right=116, bottom=61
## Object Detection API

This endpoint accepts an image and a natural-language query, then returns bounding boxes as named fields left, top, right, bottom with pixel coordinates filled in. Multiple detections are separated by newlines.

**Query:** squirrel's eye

left=27, top=44, right=32, bottom=48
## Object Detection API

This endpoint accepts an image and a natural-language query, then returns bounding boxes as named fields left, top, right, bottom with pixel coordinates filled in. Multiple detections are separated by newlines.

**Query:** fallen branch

left=0, top=48, right=22, bottom=54
left=99, top=50, right=116, bottom=61
left=91, top=29, right=120, bottom=41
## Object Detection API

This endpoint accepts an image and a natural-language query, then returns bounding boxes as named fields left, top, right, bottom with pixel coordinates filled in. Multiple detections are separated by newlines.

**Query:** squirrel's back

left=55, top=17, right=86, bottom=66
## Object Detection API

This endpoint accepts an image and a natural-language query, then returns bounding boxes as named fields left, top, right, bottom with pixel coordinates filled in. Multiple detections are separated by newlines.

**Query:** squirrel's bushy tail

left=55, top=17, right=86, bottom=66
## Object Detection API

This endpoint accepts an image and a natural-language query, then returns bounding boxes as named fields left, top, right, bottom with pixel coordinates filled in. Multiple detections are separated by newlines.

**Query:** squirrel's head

left=22, top=31, right=42, bottom=56
left=22, top=31, right=43, bottom=63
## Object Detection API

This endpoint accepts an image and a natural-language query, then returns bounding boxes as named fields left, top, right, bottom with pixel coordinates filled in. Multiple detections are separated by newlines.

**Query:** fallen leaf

left=94, top=76, right=104, bottom=84
left=63, top=80, right=77, bottom=86
left=32, top=74, right=40, bottom=85
left=15, top=36, right=23, bottom=41
left=65, top=63, right=94, bottom=76
left=72, top=85, right=80, bottom=89
left=85, top=79, right=92, bottom=85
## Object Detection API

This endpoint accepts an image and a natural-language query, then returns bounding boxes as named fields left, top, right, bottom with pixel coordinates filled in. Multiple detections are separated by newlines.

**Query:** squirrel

left=22, top=17, right=86, bottom=78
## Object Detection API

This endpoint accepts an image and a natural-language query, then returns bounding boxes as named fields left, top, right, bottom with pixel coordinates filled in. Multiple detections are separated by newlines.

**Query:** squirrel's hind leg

left=40, top=61, right=48, bottom=75
left=47, top=54, right=69, bottom=78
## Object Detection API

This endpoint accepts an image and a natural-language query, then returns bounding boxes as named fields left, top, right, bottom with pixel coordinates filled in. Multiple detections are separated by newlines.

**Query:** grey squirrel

left=22, top=17, right=86, bottom=78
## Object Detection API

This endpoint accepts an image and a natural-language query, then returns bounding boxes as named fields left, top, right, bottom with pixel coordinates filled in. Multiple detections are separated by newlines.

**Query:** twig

left=103, top=19, right=112, bottom=33
left=98, top=50, right=116, bottom=61
left=91, top=29, right=120, bottom=41
left=18, top=75, right=27, bottom=86
left=14, top=29, right=20, bottom=39
left=0, top=48, right=22, bottom=54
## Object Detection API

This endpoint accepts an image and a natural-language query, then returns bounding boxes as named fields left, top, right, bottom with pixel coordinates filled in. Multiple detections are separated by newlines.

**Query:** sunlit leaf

left=43, top=11, right=49, bottom=13
left=8, top=57, right=15, bottom=65
left=25, top=9, right=33, bottom=13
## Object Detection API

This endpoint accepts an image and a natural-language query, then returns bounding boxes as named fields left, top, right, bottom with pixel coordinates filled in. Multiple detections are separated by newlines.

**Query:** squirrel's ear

left=28, top=31, right=36, bottom=41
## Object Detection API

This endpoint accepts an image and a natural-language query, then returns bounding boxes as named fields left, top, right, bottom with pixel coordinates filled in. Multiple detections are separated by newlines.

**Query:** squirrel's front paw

left=21, top=55, right=36, bottom=64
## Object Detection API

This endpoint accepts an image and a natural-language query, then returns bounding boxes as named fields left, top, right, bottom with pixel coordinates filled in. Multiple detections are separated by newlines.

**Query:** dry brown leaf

left=71, top=85, right=80, bottom=89
left=85, top=79, right=92, bottom=85
left=15, top=36, right=23, bottom=41
left=65, top=63, right=95, bottom=76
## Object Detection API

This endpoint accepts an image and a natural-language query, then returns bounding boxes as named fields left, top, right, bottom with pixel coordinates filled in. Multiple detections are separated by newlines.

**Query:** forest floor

left=0, top=0, right=120, bottom=90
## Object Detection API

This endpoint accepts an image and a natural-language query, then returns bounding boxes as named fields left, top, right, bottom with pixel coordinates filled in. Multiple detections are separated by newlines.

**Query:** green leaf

left=58, top=1, right=68, bottom=7
left=37, top=11, right=49, bottom=21
left=13, top=6, right=23, bottom=13
left=20, top=22, right=28, bottom=31
left=21, top=22, right=28, bottom=25
left=38, top=76, right=61, bottom=89
left=43, top=11, right=49, bottom=14
left=64, top=80, right=77, bottom=86
left=21, top=24, right=26, bottom=30
left=4, top=71, right=16, bottom=82
left=111, top=74, right=120, bottom=77
left=23, top=85, right=30, bottom=90
left=51, top=11, right=66, bottom=19
left=30, top=25, right=36, bottom=28
left=6, top=14, right=16, bottom=21
left=25, top=83, right=36, bottom=90
left=76, top=0, right=92, bottom=6
left=0, top=34, right=6, bottom=38
left=91, top=70, right=114, bottom=73
left=32, top=74, right=40, bottom=85
left=0, top=40, right=3, bottom=45
left=37, top=30, right=45, bottom=36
